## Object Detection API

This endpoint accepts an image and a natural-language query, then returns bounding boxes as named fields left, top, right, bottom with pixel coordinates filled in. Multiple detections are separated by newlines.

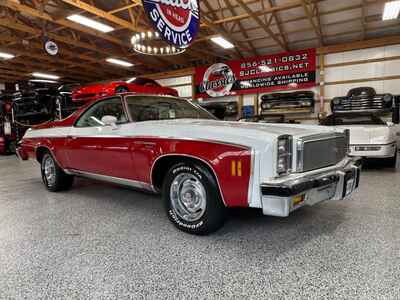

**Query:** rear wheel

left=115, top=86, right=129, bottom=94
left=41, top=152, right=74, bottom=192
left=162, top=161, right=226, bottom=235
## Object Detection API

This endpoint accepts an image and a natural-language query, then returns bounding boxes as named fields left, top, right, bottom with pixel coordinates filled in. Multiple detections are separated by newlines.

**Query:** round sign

left=44, top=40, right=59, bottom=56
left=199, top=63, right=236, bottom=98
left=143, top=0, right=200, bottom=48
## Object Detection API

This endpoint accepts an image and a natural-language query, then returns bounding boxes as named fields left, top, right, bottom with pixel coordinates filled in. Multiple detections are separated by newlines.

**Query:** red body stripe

left=22, top=137, right=251, bottom=207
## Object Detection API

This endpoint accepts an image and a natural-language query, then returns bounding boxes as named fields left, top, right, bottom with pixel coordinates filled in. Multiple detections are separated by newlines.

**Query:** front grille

left=333, top=96, right=392, bottom=112
left=300, top=135, right=347, bottom=172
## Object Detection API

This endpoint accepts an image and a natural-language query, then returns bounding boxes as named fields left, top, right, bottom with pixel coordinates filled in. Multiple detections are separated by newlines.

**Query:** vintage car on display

left=198, top=100, right=238, bottom=120
left=54, top=84, right=82, bottom=120
left=320, top=113, right=400, bottom=166
left=260, top=91, right=315, bottom=113
left=17, top=94, right=361, bottom=235
left=72, top=77, right=178, bottom=103
left=331, top=87, right=393, bottom=113
left=0, top=92, right=16, bottom=154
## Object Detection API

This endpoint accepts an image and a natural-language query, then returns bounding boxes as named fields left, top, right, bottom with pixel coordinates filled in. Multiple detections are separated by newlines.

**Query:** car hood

left=335, top=125, right=393, bottom=144
left=123, top=119, right=340, bottom=149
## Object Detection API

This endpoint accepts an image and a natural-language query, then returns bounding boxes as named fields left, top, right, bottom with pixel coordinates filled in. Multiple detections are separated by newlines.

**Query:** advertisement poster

left=195, top=48, right=316, bottom=99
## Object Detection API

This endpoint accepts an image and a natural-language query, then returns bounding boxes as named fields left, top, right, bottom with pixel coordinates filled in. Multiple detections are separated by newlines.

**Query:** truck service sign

left=143, top=0, right=200, bottom=48
left=195, top=48, right=316, bottom=98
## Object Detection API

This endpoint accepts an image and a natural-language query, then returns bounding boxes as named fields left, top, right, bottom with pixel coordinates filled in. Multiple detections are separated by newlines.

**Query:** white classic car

left=321, top=113, right=400, bottom=167
left=18, top=94, right=361, bottom=235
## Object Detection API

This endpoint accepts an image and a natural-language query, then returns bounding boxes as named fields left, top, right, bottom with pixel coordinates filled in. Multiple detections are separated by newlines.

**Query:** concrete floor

left=0, top=156, right=399, bottom=299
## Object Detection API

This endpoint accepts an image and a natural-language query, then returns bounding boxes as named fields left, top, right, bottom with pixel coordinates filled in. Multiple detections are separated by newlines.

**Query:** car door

left=64, top=97, right=135, bottom=179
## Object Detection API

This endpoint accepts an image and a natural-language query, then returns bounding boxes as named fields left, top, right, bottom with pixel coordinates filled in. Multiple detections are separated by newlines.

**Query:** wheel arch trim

left=150, top=153, right=227, bottom=206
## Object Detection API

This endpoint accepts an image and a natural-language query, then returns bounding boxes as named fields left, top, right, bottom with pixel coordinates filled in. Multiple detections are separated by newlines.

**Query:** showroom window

left=75, top=97, right=128, bottom=127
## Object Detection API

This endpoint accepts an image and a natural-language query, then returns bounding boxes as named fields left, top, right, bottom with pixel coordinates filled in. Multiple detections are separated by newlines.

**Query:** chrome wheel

left=43, top=156, right=56, bottom=186
left=170, top=173, right=207, bottom=222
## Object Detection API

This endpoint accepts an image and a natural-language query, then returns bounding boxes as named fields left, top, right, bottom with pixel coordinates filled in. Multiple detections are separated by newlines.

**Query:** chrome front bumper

left=260, top=158, right=361, bottom=217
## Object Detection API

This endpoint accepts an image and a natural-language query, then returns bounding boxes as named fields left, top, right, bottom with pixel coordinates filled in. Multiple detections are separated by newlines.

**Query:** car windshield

left=322, top=115, right=386, bottom=125
left=126, top=96, right=217, bottom=122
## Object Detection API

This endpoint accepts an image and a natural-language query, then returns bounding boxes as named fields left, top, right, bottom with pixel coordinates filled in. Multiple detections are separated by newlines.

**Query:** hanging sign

left=195, top=48, right=317, bottom=98
left=142, top=0, right=200, bottom=48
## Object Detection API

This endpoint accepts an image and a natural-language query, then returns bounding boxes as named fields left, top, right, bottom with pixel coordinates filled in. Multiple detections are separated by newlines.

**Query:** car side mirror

left=101, top=115, right=118, bottom=128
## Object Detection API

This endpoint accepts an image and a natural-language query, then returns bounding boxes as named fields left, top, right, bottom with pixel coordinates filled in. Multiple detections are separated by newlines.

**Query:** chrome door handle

left=66, top=136, right=78, bottom=140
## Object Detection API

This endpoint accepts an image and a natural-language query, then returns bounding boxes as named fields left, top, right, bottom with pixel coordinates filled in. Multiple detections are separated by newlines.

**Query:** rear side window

left=75, top=97, right=128, bottom=127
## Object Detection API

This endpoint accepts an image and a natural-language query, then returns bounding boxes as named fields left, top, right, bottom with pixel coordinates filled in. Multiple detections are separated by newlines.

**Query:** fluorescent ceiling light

left=106, top=58, right=134, bottom=67
left=0, top=52, right=15, bottom=59
left=29, top=79, right=58, bottom=83
left=32, top=72, right=60, bottom=80
left=67, top=14, right=114, bottom=33
left=383, top=1, right=400, bottom=20
left=210, top=36, right=235, bottom=49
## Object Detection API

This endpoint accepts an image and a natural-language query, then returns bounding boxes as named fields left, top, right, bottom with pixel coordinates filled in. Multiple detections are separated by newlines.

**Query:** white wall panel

left=157, top=76, right=191, bottom=87
left=325, top=66, right=344, bottom=82
left=385, top=44, right=400, bottom=57
left=383, top=80, right=400, bottom=95
left=384, top=59, right=400, bottom=77
left=174, top=85, right=192, bottom=98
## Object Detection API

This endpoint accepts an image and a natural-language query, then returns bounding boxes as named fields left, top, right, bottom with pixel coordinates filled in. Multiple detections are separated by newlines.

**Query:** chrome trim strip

left=350, top=142, right=396, bottom=147
left=26, top=135, right=250, bottom=151
left=247, top=148, right=255, bottom=206
left=150, top=153, right=228, bottom=206
left=65, top=169, right=156, bottom=192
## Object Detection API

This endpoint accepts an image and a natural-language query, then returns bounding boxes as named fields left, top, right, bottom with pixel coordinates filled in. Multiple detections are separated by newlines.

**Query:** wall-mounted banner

left=143, top=0, right=200, bottom=48
left=195, top=48, right=316, bottom=98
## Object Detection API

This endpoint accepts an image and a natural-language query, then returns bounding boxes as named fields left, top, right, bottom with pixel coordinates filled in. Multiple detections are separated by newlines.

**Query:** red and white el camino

left=17, top=94, right=361, bottom=235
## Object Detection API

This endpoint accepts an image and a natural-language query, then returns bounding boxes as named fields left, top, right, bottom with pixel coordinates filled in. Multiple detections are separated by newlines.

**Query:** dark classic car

left=331, top=87, right=393, bottom=113
left=198, top=100, right=238, bottom=120
left=260, top=91, right=315, bottom=113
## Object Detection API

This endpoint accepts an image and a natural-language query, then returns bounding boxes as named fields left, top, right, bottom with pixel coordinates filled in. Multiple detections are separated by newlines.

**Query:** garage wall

left=155, top=44, right=400, bottom=124
left=157, top=76, right=193, bottom=98
left=323, top=44, right=400, bottom=113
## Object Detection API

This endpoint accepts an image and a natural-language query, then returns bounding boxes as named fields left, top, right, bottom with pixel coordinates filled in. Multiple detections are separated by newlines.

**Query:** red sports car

left=72, top=77, right=178, bottom=102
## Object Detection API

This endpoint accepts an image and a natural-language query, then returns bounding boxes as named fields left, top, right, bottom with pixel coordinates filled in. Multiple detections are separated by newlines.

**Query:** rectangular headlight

left=277, top=135, right=293, bottom=175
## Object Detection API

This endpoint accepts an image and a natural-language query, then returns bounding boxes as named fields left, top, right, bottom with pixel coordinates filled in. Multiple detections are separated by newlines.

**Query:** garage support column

left=319, top=54, right=326, bottom=116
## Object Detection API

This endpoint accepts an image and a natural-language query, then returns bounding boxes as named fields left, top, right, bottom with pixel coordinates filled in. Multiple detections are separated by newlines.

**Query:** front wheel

left=41, top=152, right=74, bottom=192
left=162, top=162, right=226, bottom=235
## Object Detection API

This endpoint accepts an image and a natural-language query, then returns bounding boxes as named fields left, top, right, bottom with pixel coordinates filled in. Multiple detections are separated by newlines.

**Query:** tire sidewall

left=163, top=162, right=224, bottom=234
left=41, top=153, right=57, bottom=190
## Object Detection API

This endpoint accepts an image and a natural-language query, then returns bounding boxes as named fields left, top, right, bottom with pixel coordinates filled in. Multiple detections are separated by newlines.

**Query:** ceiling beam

left=267, top=0, right=288, bottom=50
left=223, top=0, right=258, bottom=56
left=236, top=0, right=287, bottom=50
left=60, top=0, right=145, bottom=32
left=300, top=0, right=323, bottom=46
